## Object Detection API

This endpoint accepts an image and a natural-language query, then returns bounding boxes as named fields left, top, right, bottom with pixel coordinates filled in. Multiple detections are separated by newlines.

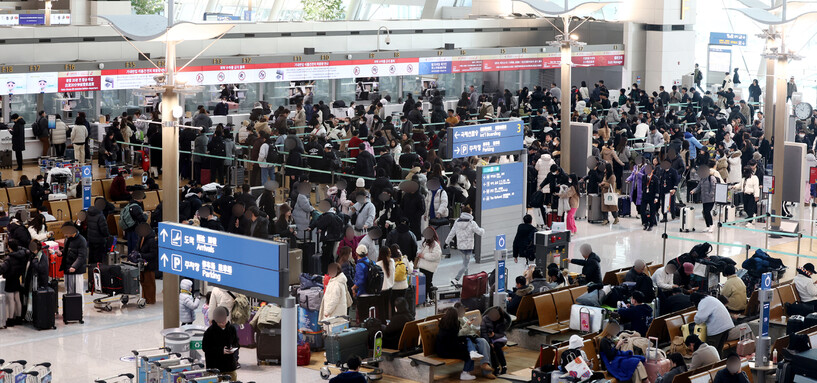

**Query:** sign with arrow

left=447, top=120, right=524, bottom=159
left=81, top=165, right=92, bottom=210
left=158, top=222, right=287, bottom=299
left=479, top=162, right=525, bottom=210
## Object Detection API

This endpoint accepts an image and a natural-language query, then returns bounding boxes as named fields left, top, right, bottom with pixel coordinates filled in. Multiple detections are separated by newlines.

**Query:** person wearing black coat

left=10, top=114, right=25, bottom=170
left=0, top=244, right=27, bottom=325
left=7, top=217, right=31, bottom=249
left=512, top=215, right=537, bottom=263
left=31, top=176, right=50, bottom=210
left=202, top=306, right=240, bottom=380
left=60, top=222, right=88, bottom=296
left=386, top=218, right=418, bottom=263
left=570, top=244, right=602, bottom=285
left=642, top=164, right=661, bottom=230
left=24, top=241, right=49, bottom=292
left=148, top=129, right=162, bottom=173
left=354, top=144, right=376, bottom=180
left=246, top=206, right=270, bottom=240
left=226, top=202, right=251, bottom=236
left=135, top=223, right=158, bottom=304
left=382, top=298, right=414, bottom=350
left=399, top=185, right=426, bottom=238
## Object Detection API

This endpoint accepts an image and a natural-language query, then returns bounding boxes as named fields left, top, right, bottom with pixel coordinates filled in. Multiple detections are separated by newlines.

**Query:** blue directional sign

left=448, top=120, right=524, bottom=159
left=495, top=234, right=506, bottom=250
left=709, top=32, right=747, bottom=46
left=158, top=222, right=285, bottom=298
left=479, top=162, right=525, bottom=210
left=761, top=272, right=772, bottom=290
left=497, top=259, right=506, bottom=293
left=81, top=165, right=92, bottom=210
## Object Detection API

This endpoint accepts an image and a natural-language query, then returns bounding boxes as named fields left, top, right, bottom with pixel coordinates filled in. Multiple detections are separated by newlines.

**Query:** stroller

left=91, top=254, right=146, bottom=311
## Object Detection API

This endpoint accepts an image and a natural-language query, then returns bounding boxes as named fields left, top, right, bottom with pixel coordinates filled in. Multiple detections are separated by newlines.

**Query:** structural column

left=560, top=42, right=572, bottom=174
left=162, top=41, right=180, bottom=329
left=764, top=52, right=775, bottom=139
left=770, top=55, right=787, bottom=231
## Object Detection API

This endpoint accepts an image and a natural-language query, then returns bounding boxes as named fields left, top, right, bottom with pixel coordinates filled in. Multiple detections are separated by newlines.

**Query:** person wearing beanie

left=560, top=335, right=590, bottom=372
left=794, top=263, right=817, bottom=305
left=180, top=279, right=201, bottom=325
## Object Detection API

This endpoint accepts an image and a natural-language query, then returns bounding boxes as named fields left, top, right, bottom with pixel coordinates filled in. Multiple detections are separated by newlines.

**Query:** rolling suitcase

left=119, top=263, right=140, bottom=295
left=618, top=196, right=632, bottom=217
left=587, top=194, right=604, bottom=223
left=199, top=169, right=211, bottom=185
left=49, top=251, right=63, bottom=280
left=32, top=287, right=57, bottom=330
left=0, top=150, right=11, bottom=169
left=644, top=337, right=671, bottom=383
left=230, top=166, right=245, bottom=186
left=298, top=341, right=312, bottom=366
left=235, top=322, right=256, bottom=348
left=787, top=315, right=807, bottom=335
left=288, top=249, right=303, bottom=286
left=461, top=271, right=488, bottom=300
left=720, top=205, right=736, bottom=223
left=575, top=194, right=587, bottom=220
left=545, top=212, right=562, bottom=228
left=299, top=232, right=321, bottom=276
left=680, top=207, right=695, bottom=232
left=411, top=273, right=426, bottom=306
left=325, top=327, right=369, bottom=365
left=569, top=304, right=608, bottom=333
left=62, top=293, right=84, bottom=324
left=256, top=327, right=282, bottom=365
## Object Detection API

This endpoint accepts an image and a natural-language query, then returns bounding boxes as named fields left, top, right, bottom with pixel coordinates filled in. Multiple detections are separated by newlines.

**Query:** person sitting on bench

left=435, top=307, right=493, bottom=381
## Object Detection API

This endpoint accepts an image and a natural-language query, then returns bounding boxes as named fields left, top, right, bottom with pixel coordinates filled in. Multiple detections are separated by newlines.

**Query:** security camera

left=385, top=36, right=391, bottom=45
left=153, top=74, right=166, bottom=84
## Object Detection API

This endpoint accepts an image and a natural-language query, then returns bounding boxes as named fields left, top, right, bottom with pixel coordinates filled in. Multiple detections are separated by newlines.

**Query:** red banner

left=452, top=60, right=483, bottom=73
left=58, top=74, right=100, bottom=92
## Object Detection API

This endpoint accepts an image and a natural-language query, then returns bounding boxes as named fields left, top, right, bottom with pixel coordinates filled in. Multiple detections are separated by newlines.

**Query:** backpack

left=394, top=258, right=407, bottom=283
left=31, top=122, right=42, bottom=137
left=120, top=202, right=138, bottom=230
left=227, top=291, right=251, bottom=325
left=265, top=141, right=282, bottom=164
left=179, top=199, right=193, bottom=221
left=364, top=259, right=384, bottom=294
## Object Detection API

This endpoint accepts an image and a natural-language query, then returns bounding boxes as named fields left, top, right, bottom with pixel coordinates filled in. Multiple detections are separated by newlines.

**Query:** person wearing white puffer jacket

left=446, top=206, right=485, bottom=283
left=535, top=153, right=555, bottom=188
left=179, top=279, right=201, bottom=325
left=726, top=151, right=743, bottom=184
left=319, top=263, right=352, bottom=320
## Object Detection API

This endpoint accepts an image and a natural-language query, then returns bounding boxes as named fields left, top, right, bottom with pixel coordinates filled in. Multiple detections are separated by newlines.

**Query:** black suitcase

left=63, top=293, right=84, bottom=324
left=256, top=327, right=282, bottom=365
left=0, top=150, right=11, bottom=169
left=805, top=313, right=817, bottom=329
left=33, top=288, right=57, bottom=330
left=462, top=293, right=490, bottom=312
left=618, top=195, right=632, bottom=217
left=787, top=315, right=806, bottom=335
left=299, top=234, right=321, bottom=275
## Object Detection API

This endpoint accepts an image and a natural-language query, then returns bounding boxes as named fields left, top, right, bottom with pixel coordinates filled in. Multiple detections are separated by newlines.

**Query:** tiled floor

left=1, top=163, right=814, bottom=382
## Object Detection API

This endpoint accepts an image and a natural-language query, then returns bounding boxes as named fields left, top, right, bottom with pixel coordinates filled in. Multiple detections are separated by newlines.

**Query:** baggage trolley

left=146, top=357, right=191, bottom=383
left=92, top=260, right=147, bottom=311
left=94, top=373, right=135, bottom=383
left=16, top=362, right=51, bottom=383
left=130, top=347, right=170, bottom=383
left=0, top=360, right=26, bottom=383
left=161, top=362, right=204, bottom=383
left=176, top=368, right=220, bottom=382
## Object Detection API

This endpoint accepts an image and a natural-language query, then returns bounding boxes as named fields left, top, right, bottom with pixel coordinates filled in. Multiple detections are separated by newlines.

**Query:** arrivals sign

left=158, top=222, right=287, bottom=299
left=447, top=120, right=524, bottom=159
left=479, top=162, right=525, bottom=210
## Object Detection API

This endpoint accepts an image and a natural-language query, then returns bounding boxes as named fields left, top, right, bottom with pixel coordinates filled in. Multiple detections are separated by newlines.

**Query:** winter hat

left=753, top=152, right=762, bottom=161
left=683, top=262, right=694, bottom=275
left=569, top=335, right=583, bottom=349
left=356, top=245, right=368, bottom=255
left=799, top=263, right=815, bottom=277
left=253, top=102, right=262, bottom=109
left=180, top=279, right=193, bottom=291
left=356, top=178, right=365, bottom=188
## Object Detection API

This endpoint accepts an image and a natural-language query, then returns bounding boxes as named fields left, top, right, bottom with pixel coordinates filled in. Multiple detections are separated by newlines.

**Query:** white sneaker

left=469, top=351, right=484, bottom=360
left=460, top=372, right=477, bottom=381
left=705, top=227, right=713, bottom=233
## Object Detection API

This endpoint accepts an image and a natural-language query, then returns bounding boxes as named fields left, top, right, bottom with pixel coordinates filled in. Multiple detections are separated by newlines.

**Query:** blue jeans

left=455, top=249, right=473, bottom=280
left=261, top=167, right=275, bottom=186
left=464, top=337, right=491, bottom=372
left=125, top=230, right=139, bottom=255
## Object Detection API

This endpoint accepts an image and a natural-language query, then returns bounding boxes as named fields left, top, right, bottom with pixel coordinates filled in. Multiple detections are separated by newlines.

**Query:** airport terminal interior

left=3, top=0, right=817, bottom=382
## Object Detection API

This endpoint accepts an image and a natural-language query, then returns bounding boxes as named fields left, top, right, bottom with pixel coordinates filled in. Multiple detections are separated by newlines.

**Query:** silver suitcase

left=680, top=207, right=695, bottom=232
left=575, top=194, right=587, bottom=220
left=587, top=194, right=604, bottom=223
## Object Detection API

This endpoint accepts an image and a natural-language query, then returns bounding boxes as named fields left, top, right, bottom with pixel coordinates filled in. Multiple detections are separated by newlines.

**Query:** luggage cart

left=161, top=362, right=204, bottom=383
left=130, top=347, right=170, bottom=383
left=16, top=362, right=51, bottom=383
left=92, top=260, right=147, bottom=311
left=94, top=373, right=135, bottom=383
left=0, top=360, right=26, bottom=383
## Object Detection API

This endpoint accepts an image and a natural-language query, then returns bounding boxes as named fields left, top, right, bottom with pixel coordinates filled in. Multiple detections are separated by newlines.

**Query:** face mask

left=38, top=181, right=44, bottom=186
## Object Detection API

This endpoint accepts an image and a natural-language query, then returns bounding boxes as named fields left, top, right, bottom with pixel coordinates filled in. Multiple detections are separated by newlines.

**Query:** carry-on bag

left=411, top=272, right=426, bottom=306
left=256, top=327, right=282, bottom=365
left=235, top=322, right=256, bottom=348
left=644, top=337, right=671, bottom=383
left=680, top=206, right=695, bottom=232
left=461, top=271, right=488, bottom=300
left=736, top=327, right=755, bottom=356
left=62, top=293, right=84, bottom=324
left=32, top=287, right=57, bottom=330
left=297, top=341, right=312, bottom=366
left=324, top=327, right=369, bottom=366
left=618, top=195, right=632, bottom=217
left=587, top=194, right=604, bottom=223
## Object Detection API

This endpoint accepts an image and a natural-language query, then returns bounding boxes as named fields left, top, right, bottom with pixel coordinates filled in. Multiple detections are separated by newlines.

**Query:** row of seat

left=527, top=285, right=589, bottom=334
left=672, top=360, right=754, bottom=383
left=601, top=262, right=662, bottom=286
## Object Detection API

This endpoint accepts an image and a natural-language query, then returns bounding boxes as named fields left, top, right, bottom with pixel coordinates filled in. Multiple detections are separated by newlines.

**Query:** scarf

left=429, top=187, right=440, bottom=219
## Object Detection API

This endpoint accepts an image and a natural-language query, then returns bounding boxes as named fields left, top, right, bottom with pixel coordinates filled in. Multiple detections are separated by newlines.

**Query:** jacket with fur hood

left=445, top=212, right=484, bottom=251
left=319, top=272, right=352, bottom=320
left=727, top=151, right=742, bottom=184
left=179, top=279, right=201, bottom=323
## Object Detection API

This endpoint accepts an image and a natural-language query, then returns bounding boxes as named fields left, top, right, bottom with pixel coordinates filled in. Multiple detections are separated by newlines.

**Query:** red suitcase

left=297, top=342, right=311, bottom=366
left=546, top=212, right=562, bottom=228
left=200, top=169, right=211, bottom=185
left=461, top=271, right=488, bottom=300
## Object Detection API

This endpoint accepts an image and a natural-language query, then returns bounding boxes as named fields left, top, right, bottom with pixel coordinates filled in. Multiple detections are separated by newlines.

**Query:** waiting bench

left=527, top=285, right=588, bottom=335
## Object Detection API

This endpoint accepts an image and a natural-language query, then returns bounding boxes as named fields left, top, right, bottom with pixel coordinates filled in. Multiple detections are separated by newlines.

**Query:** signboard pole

left=757, top=272, right=773, bottom=366
left=281, top=296, right=296, bottom=381
left=81, top=165, right=92, bottom=210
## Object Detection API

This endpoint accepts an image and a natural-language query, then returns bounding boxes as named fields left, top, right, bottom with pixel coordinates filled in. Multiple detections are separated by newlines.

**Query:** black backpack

left=265, top=140, right=282, bottom=164
left=31, top=122, right=42, bottom=138
left=179, top=199, right=193, bottom=221
left=364, top=259, right=384, bottom=294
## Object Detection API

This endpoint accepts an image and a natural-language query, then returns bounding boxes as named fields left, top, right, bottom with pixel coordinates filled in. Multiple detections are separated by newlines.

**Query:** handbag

left=603, top=192, right=618, bottom=206
left=564, top=357, right=592, bottom=380
left=428, top=217, right=449, bottom=227
left=737, top=326, right=755, bottom=356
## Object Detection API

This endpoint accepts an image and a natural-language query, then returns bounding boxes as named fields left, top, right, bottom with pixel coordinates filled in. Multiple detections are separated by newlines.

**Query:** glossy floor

left=0, top=173, right=813, bottom=382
